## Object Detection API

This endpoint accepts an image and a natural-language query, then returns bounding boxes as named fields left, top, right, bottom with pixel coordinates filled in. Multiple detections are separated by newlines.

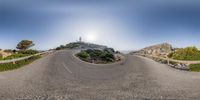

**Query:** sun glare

left=85, top=32, right=97, bottom=42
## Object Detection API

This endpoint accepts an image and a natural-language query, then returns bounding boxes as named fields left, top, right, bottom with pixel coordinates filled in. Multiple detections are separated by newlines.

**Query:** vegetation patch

left=189, top=64, right=200, bottom=72
left=0, top=55, right=41, bottom=72
left=76, top=48, right=119, bottom=64
left=55, top=42, right=107, bottom=50
left=0, top=40, right=39, bottom=61
left=168, top=47, right=200, bottom=60
left=0, top=54, right=2, bottom=60
left=1, top=50, right=39, bottom=60
left=2, top=54, right=30, bottom=60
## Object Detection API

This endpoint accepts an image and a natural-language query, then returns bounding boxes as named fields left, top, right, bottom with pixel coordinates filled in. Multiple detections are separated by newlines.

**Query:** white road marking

left=62, top=63, right=72, bottom=74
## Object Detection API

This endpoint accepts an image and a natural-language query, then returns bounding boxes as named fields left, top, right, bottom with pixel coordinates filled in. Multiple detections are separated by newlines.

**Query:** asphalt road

left=0, top=50, right=200, bottom=100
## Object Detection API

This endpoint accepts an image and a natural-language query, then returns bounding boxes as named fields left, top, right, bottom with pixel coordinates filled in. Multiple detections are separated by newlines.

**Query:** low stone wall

left=151, top=57, right=189, bottom=70
left=134, top=54, right=192, bottom=71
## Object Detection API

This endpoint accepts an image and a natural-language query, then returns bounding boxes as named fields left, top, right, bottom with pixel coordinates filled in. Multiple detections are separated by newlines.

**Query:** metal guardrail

left=137, top=54, right=200, bottom=65
left=0, top=51, right=51, bottom=64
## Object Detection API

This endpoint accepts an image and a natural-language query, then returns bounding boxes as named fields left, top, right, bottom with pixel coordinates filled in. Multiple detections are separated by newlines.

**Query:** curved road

left=0, top=50, right=200, bottom=99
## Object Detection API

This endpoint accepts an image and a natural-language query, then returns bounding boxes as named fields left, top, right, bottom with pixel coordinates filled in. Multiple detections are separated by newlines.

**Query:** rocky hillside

left=56, top=42, right=107, bottom=50
left=131, top=43, right=173, bottom=57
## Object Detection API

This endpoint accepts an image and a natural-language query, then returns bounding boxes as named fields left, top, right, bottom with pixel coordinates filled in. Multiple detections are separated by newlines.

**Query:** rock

left=173, top=63, right=189, bottom=70
left=0, top=50, right=12, bottom=58
left=131, top=43, right=173, bottom=57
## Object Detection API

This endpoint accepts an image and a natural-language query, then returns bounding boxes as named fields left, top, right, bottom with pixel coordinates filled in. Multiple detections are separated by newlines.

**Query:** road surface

left=0, top=50, right=200, bottom=100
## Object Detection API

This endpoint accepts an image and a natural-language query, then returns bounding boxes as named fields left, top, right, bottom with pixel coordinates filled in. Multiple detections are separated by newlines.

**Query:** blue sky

left=0, top=0, right=200, bottom=50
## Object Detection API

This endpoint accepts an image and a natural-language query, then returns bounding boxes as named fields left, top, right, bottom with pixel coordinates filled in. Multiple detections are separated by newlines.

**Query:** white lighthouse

left=79, top=36, right=82, bottom=42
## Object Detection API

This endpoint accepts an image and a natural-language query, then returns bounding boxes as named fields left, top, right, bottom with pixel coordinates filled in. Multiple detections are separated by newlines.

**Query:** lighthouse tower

left=79, top=37, right=82, bottom=42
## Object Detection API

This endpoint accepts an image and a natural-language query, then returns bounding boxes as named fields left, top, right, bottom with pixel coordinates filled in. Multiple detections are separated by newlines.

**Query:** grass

left=189, top=64, right=200, bottom=72
left=2, top=53, right=30, bottom=60
left=0, top=54, right=2, bottom=60
left=0, top=50, right=39, bottom=61
left=0, top=55, right=41, bottom=72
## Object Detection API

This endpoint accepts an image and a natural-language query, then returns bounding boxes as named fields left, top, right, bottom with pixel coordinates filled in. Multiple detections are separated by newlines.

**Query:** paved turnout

left=0, top=50, right=200, bottom=100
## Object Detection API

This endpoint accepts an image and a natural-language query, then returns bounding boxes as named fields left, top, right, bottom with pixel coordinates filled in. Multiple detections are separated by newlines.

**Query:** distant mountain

left=55, top=42, right=107, bottom=50
left=119, top=50, right=132, bottom=54
left=130, top=43, right=173, bottom=57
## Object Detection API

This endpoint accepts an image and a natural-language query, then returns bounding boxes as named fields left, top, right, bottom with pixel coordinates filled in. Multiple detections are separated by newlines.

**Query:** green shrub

left=18, top=50, right=39, bottom=55
left=189, top=64, right=200, bottom=72
left=76, top=49, right=116, bottom=63
left=4, top=49, right=13, bottom=53
left=100, top=52, right=114, bottom=62
left=3, top=54, right=30, bottom=60
left=104, top=48, right=115, bottom=54
left=0, top=55, right=41, bottom=72
left=2, top=50, right=39, bottom=60
left=0, top=54, right=2, bottom=60
left=168, top=47, right=200, bottom=60
left=56, top=47, right=61, bottom=50
left=167, top=52, right=174, bottom=58
left=86, top=49, right=103, bottom=60
left=77, top=51, right=89, bottom=59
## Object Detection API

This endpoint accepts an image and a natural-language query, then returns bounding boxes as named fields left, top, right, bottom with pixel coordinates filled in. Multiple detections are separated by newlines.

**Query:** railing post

left=167, top=59, right=169, bottom=65
left=12, top=61, right=16, bottom=64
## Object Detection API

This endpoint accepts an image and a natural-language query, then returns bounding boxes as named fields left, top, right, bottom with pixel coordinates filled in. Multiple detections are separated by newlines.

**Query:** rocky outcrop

left=169, top=63, right=189, bottom=70
left=0, top=50, right=12, bottom=58
left=131, top=43, right=173, bottom=57
left=58, top=42, right=107, bottom=50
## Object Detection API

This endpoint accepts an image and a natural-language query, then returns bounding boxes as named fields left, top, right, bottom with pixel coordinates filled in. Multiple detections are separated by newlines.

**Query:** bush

left=18, top=50, right=39, bottom=55
left=0, top=55, right=41, bottom=72
left=1, top=50, right=38, bottom=60
left=76, top=51, right=89, bottom=59
left=86, top=49, right=102, bottom=60
left=167, top=52, right=174, bottom=58
left=76, top=49, right=116, bottom=63
left=168, top=47, right=200, bottom=60
left=0, top=54, right=2, bottom=60
left=104, top=48, right=115, bottom=54
left=189, top=64, right=200, bottom=72
left=100, top=52, right=115, bottom=62
left=4, top=49, right=13, bottom=53
left=3, top=53, right=30, bottom=60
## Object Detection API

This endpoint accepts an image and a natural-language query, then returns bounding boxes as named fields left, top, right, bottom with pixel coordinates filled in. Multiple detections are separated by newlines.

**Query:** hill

left=55, top=42, right=107, bottom=50
left=130, top=43, right=173, bottom=57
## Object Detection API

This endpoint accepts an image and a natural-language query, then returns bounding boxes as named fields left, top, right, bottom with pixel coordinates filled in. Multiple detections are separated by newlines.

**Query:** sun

left=85, top=32, right=97, bottom=42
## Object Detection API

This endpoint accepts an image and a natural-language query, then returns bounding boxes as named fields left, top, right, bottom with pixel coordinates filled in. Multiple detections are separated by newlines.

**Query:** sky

left=0, top=0, right=200, bottom=50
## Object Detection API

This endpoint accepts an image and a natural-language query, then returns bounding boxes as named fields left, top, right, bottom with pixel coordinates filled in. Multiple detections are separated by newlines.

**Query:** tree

left=16, top=40, right=35, bottom=50
left=77, top=51, right=89, bottom=59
